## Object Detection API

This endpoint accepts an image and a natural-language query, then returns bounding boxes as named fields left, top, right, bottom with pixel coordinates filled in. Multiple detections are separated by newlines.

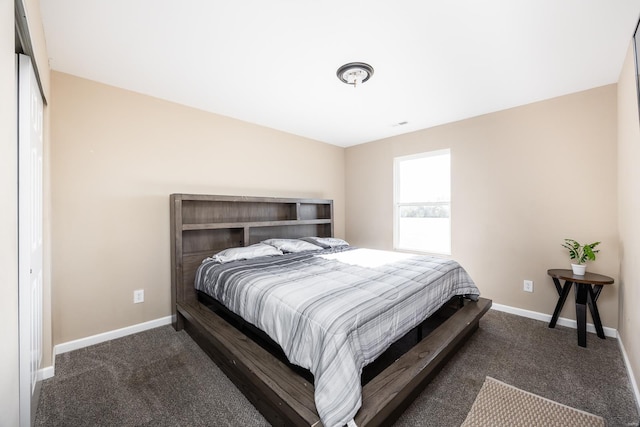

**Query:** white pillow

left=301, top=236, right=350, bottom=248
left=261, top=238, right=324, bottom=253
left=212, top=243, right=283, bottom=264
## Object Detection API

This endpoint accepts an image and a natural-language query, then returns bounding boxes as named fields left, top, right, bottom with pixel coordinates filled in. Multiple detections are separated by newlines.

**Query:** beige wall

left=50, top=71, right=345, bottom=344
left=345, top=85, right=619, bottom=328
left=617, top=41, right=640, bottom=401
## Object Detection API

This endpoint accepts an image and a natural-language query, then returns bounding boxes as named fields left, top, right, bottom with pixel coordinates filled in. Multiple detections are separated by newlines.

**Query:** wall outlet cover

left=133, top=289, right=144, bottom=303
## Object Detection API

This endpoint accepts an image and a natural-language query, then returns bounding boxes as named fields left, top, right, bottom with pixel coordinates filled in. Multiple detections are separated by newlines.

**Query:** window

left=394, top=149, right=451, bottom=255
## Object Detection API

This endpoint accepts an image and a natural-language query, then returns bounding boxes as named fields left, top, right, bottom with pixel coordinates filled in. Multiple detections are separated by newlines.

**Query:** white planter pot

left=571, top=263, right=586, bottom=275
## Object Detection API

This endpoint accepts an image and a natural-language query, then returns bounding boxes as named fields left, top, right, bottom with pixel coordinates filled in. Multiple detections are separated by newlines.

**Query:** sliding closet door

left=18, top=53, right=43, bottom=427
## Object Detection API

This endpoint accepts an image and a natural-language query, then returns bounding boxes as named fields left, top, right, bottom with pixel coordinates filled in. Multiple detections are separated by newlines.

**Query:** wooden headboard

left=170, top=194, right=334, bottom=327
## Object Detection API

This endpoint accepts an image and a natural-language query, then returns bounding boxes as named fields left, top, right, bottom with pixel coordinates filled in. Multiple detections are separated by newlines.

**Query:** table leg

left=587, top=285, right=606, bottom=339
left=552, top=277, right=563, bottom=295
left=549, top=279, right=572, bottom=329
left=575, top=283, right=588, bottom=347
left=592, top=285, right=603, bottom=302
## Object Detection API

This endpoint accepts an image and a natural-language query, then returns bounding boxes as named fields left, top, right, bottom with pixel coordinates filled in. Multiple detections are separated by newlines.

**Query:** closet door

left=18, top=53, right=43, bottom=427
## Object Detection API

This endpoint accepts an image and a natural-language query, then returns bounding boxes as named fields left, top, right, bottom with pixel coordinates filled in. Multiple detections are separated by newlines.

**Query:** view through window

left=394, top=149, right=451, bottom=254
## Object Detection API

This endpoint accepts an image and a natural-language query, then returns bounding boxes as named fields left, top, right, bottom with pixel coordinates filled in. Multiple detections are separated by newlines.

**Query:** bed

left=170, top=194, right=491, bottom=427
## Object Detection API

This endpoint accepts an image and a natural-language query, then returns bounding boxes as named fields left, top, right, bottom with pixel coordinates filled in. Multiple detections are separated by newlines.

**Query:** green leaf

left=562, top=238, right=600, bottom=263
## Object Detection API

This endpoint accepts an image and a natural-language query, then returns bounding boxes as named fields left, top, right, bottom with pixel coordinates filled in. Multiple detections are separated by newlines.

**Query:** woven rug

left=461, top=377, right=605, bottom=427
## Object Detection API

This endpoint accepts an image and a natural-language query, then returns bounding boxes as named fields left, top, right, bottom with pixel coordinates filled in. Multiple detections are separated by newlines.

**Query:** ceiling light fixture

left=336, top=62, right=374, bottom=87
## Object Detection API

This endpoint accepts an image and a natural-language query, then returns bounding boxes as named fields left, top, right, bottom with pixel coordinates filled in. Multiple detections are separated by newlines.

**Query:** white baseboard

left=618, top=333, right=640, bottom=415
left=56, top=315, right=173, bottom=355
left=490, top=303, right=617, bottom=338
left=38, top=365, right=55, bottom=381
left=38, top=315, right=173, bottom=379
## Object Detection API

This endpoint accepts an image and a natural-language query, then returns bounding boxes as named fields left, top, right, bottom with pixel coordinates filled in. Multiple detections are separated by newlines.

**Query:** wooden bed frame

left=170, top=194, right=491, bottom=426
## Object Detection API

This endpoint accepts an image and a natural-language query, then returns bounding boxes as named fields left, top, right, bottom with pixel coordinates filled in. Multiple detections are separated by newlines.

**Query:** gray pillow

left=212, top=243, right=283, bottom=264
left=261, top=238, right=324, bottom=253
left=301, top=236, right=350, bottom=248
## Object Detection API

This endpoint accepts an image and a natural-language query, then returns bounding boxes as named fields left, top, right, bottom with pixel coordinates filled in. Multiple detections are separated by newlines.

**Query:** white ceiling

left=40, top=0, right=640, bottom=147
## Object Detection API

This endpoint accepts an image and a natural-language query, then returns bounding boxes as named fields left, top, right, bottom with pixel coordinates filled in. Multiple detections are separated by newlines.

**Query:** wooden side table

left=547, top=269, right=614, bottom=347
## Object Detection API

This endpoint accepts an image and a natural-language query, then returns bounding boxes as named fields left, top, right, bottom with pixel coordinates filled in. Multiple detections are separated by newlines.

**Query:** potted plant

left=561, top=239, right=600, bottom=275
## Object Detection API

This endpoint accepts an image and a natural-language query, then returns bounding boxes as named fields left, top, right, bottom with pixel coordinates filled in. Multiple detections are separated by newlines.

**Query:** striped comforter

left=195, top=246, right=479, bottom=427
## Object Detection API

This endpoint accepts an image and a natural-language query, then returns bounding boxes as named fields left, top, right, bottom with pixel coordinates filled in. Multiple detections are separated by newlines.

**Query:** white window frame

left=393, top=149, right=451, bottom=255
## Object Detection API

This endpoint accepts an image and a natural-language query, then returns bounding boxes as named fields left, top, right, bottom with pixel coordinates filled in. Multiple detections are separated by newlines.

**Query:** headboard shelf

left=182, top=218, right=331, bottom=231
left=178, top=194, right=332, bottom=225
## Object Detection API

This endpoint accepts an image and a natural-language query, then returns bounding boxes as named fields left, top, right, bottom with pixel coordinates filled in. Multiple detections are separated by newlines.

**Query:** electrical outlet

left=133, top=289, right=144, bottom=303
left=523, top=280, right=534, bottom=293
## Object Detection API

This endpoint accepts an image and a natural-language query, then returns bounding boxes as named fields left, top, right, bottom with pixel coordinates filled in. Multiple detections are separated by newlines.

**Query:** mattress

left=195, top=246, right=480, bottom=427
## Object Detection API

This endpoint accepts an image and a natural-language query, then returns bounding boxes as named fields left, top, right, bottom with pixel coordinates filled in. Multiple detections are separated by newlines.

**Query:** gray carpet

left=35, top=310, right=640, bottom=426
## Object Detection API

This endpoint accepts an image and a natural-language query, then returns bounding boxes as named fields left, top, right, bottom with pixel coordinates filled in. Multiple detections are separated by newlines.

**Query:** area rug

left=461, top=376, right=605, bottom=427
